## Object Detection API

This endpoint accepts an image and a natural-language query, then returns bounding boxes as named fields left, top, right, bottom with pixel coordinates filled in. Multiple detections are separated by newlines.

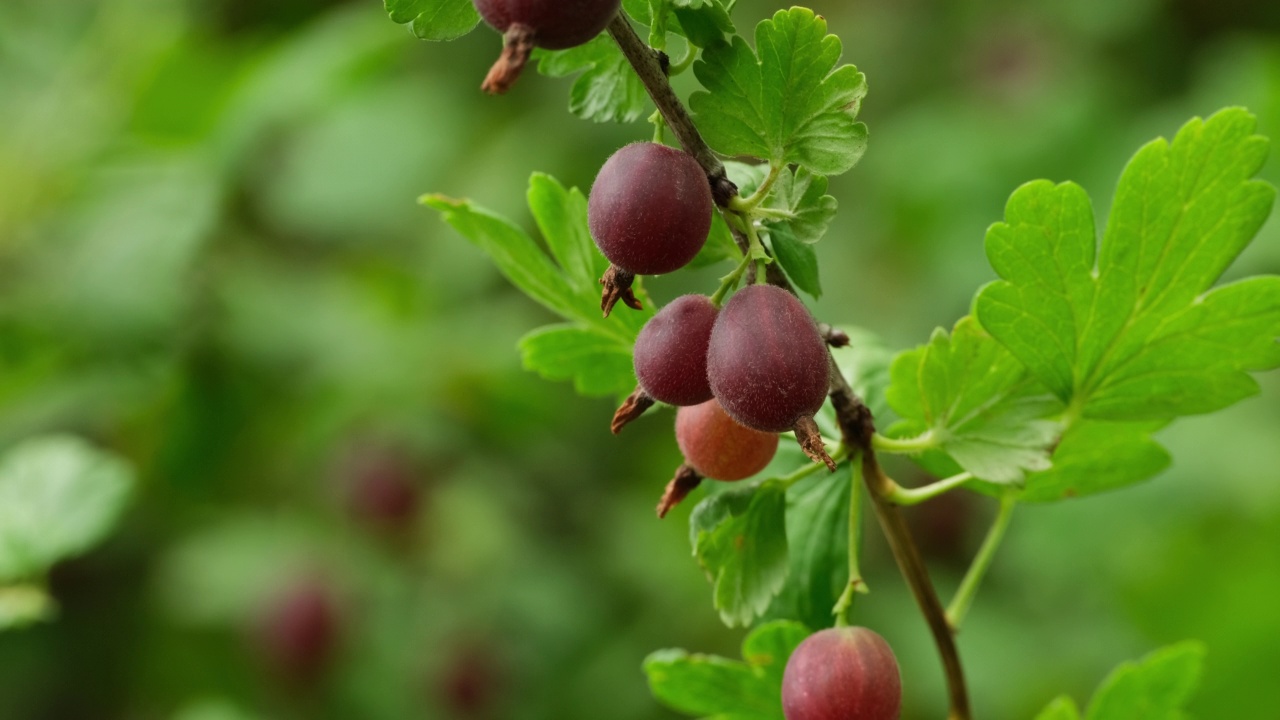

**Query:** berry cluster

left=582, top=143, right=835, bottom=513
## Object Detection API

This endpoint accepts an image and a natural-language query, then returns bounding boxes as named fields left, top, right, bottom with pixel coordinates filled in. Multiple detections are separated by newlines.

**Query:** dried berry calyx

left=676, top=398, right=779, bottom=481
left=589, top=142, right=714, bottom=285
left=474, top=0, right=622, bottom=93
left=782, top=626, right=902, bottom=720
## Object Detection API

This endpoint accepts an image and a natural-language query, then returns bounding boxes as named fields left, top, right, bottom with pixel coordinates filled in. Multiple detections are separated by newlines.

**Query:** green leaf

left=689, top=480, right=789, bottom=627
left=1014, top=420, right=1170, bottom=502
left=0, top=436, right=135, bottom=582
left=765, top=167, right=838, bottom=245
left=536, top=36, right=649, bottom=124
left=691, top=8, right=868, bottom=176
left=886, top=317, right=1064, bottom=484
left=527, top=173, right=607, bottom=290
left=519, top=324, right=635, bottom=398
left=767, top=225, right=822, bottom=298
left=1085, top=642, right=1206, bottom=720
left=644, top=620, right=807, bottom=720
left=688, top=212, right=744, bottom=269
left=765, top=467, right=851, bottom=630
left=384, top=0, right=480, bottom=41
left=424, top=177, right=654, bottom=396
left=671, top=0, right=735, bottom=48
left=1035, top=696, right=1083, bottom=720
left=975, top=108, right=1279, bottom=422
left=0, top=585, right=56, bottom=631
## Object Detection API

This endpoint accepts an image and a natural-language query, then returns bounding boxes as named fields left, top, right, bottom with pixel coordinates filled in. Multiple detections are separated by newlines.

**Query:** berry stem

left=871, top=429, right=939, bottom=454
left=778, top=444, right=848, bottom=489
left=946, top=492, right=1017, bottom=631
left=885, top=471, right=974, bottom=506
left=729, top=162, right=784, bottom=215
left=709, top=252, right=753, bottom=307
left=832, top=454, right=868, bottom=627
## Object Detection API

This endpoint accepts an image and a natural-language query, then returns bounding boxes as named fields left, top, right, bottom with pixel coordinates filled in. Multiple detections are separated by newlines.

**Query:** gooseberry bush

left=387, top=1, right=1279, bottom=717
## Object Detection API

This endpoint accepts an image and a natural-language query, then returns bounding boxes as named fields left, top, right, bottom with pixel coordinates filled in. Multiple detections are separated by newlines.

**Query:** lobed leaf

left=886, top=316, right=1064, bottom=484
left=644, top=620, right=806, bottom=720
left=624, top=0, right=736, bottom=49
left=0, top=436, right=135, bottom=583
left=689, top=480, right=789, bottom=627
left=536, top=37, right=650, bottom=124
left=384, top=0, right=480, bottom=41
left=690, top=8, right=868, bottom=176
left=975, top=108, right=1279, bottom=422
left=1086, top=642, right=1206, bottom=720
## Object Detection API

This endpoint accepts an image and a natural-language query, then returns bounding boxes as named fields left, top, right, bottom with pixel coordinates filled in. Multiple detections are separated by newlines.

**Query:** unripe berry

left=676, top=398, right=778, bottom=481
left=707, top=285, right=830, bottom=432
left=634, top=295, right=718, bottom=406
left=589, top=143, right=713, bottom=275
left=473, top=0, right=621, bottom=50
left=782, top=627, right=902, bottom=720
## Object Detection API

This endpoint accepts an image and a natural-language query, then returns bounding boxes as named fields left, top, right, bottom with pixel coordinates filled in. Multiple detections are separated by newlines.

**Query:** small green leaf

left=768, top=224, right=822, bottom=298
left=1085, top=641, right=1206, bottom=720
left=765, top=468, right=851, bottom=630
left=519, top=324, right=635, bottom=398
left=0, top=585, right=56, bottom=631
left=975, top=108, right=1279, bottom=422
left=886, top=317, right=1064, bottom=484
left=670, top=0, right=735, bottom=48
left=691, top=8, right=868, bottom=176
left=0, top=436, right=135, bottom=582
left=765, top=167, right=838, bottom=245
left=1035, top=696, right=1083, bottom=720
left=644, top=620, right=807, bottom=720
left=384, top=0, right=480, bottom=41
left=536, top=37, right=649, bottom=124
left=527, top=173, right=607, bottom=290
left=688, top=212, right=744, bottom=269
left=689, top=480, right=789, bottom=627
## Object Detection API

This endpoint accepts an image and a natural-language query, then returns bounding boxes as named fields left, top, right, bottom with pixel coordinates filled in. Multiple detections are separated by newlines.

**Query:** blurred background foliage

left=0, top=0, right=1277, bottom=718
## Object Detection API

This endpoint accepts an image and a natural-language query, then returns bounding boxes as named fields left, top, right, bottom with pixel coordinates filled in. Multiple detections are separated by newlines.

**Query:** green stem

left=886, top=472, right=973, bottom=506
left=833, top=454, right=868, bottom=626
left=743, top=221, right=769, bottom=285
left=871, top=430, right=938, bottom=454
left=649, top=109, right=666, bottom=144
left=667, top=46, right=696, bottom=76
left=779, top=444, right=848, bottom=489
left=729, top=162, right=784, bottom=215
left=709, top=252, right=753, bottom=307
left=946, top=492, right=1017, bottom=630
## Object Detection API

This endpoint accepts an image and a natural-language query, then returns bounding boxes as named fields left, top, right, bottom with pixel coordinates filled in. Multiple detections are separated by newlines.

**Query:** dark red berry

left=782, top=627, right=902, bottom=720
left=254, top=578, right=340, bottom=686
left=634, top=295, right=718, bottom=406
left=474, top=0, right=620, bottom=50
left=676, top=399, right=778, bottom=481
left=707, top=285, right=830, bottom=433
left=343, top=447, right=422, bottom=529
left=589, top=143, right=713, bottom=275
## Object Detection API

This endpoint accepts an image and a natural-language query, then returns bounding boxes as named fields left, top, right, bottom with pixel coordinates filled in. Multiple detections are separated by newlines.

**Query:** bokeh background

left=1, top=0, right=1278, bottom=718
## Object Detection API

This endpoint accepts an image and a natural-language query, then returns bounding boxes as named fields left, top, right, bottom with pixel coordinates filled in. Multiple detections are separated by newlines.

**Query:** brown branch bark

left=606, top=12, right=971, bottom=719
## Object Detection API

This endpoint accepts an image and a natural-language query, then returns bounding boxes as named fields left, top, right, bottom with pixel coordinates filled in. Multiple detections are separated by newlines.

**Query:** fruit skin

left=473, top=0, right=621, bottom=50
left=634, top=295, right=718, bottom=406
left=676, top=398, right=779, bottom=481
left=782, top=627, right=902, bottom=720
left=707, top=285, right=830, bottom=432
left=589, top=142, right=713, bottom=275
